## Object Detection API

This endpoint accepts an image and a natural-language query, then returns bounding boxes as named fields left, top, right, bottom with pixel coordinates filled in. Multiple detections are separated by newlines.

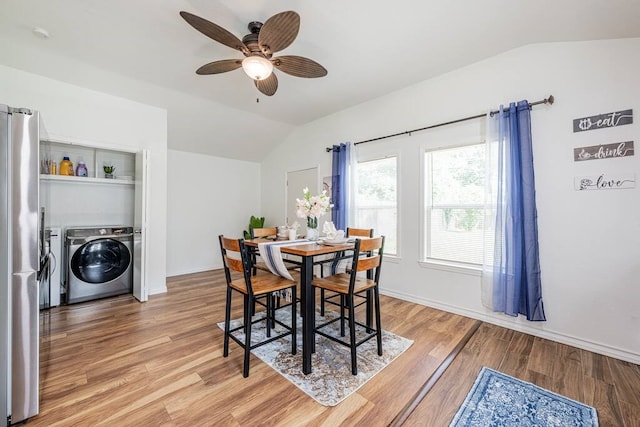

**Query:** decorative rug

left=217, top=308, right=413, bottom=406
left=450, top=367, right=599, bottom=426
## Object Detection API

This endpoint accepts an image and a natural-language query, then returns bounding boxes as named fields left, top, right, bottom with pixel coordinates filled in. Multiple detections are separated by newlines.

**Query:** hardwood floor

left=31, top=270, right=639, bottom=426
left=402, top=324, right=640, bottom=427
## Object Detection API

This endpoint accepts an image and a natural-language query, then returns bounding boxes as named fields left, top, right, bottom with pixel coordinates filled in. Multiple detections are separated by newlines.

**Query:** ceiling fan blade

left=255, top=73, right=278, bottom=96
left=273, top=55, right=327, bottom=78
left=196, top=59, right=242, bottom=75
left=180, top=11, right=247, bottom=53
left=258, top=11, right=300, bottom=55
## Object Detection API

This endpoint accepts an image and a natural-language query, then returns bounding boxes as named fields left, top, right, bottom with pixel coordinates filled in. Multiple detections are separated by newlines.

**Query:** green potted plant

left=243, top=215, right=265, bottom=239
left=103, top=164, right=115, bottom=179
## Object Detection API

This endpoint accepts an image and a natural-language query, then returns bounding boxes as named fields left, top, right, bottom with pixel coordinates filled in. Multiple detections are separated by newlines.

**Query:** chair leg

left=340, top=295, right=346, bottom=337
left=243, top=295, right=252, bottom=378
left=366, top=289, right=373, bottom=333
left=348, top=294, right=358, bottom=375
left=291, top=285, right=297, bottom=355
left=223, top=287, right=232, bottom=357
left=272, top=293, right=279, bottom=328
left=374, top=286, right=383, bottom=356
left=266, top=293, right=272, bottom=338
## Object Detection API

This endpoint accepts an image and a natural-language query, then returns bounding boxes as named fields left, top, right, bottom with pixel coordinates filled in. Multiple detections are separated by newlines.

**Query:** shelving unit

left=40, top=140, right=135, bottom=181
left=39, top=138, right=138, bottom=265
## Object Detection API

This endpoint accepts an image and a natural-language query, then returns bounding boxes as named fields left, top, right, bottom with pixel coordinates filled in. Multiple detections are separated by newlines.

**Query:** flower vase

left=306, top=217, right=319, bottom=241
left=306, top=227, right=319, bottom=241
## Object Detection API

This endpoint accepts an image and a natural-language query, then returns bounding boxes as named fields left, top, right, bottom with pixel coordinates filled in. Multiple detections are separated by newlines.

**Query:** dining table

left=244, top=238, right=354, bottom=375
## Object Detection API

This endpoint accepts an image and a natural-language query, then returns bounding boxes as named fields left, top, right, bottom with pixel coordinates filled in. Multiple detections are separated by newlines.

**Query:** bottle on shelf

left=50, top=161, right=57, bottom=175
left=59, top=156, right=74, bottom=176
left=76, top=161, right=88, bottom=177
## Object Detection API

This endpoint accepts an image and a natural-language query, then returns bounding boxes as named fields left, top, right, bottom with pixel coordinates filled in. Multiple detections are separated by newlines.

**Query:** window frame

left=353, top=149, right=401, bottom=259
left=420, top=141, right=484, bottom=275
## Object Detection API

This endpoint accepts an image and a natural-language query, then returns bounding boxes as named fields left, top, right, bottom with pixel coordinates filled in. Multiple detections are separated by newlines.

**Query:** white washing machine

left=65, top=226, right=133, bottom=304
left=48, top=227, right=62, bottom=307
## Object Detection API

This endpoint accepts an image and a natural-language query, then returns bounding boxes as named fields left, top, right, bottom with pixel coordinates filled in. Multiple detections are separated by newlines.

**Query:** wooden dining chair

left=249, top=227, right=276, bottom=274
left=346, top=227, right=375, bottom=239
left=311, top=236, right=385, bottom=375
left=219, top=235, right=297, bottom=377
left=320, top=227, right=374, bottom=317
left=250, top=227, right=278, bottom=239
left=250, top=227, right=299, bottom=274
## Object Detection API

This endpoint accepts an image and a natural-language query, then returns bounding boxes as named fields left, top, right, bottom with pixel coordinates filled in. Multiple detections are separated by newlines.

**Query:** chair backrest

left=347, top=236, right=385, bottom=292
left=347, top=228, right=375, bottom=257
left=251, top=227, right=277, bottom=239
left=218, top=235, right=254, bottom=293
left=346, top=227, right=374, bottom=238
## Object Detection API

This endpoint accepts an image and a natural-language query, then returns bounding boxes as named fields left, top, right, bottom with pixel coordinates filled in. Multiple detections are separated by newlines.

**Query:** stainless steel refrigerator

left=1, top=104, right=41, bottom=425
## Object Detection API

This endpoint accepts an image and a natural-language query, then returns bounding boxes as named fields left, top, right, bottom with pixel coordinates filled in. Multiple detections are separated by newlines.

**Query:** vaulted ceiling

left=2, top=1, right=640, bottom=161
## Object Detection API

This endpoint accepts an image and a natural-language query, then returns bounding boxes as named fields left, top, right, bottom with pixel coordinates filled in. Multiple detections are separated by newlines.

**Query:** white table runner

left=257, top=239, right=310, bottom=281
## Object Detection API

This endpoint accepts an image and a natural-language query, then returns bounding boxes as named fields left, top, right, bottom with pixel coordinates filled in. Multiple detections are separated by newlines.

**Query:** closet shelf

left=40, top=174, right=134, bottom=186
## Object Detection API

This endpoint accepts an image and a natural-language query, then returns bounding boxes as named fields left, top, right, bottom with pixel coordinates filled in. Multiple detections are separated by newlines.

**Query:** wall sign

left=574, top=174, right=636, bottom=191
left=572, top=109, right=633, bottom=133
left=574, top=141, right=634, bottom=161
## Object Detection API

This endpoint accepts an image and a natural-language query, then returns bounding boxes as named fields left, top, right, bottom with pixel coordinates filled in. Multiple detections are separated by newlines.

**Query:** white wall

left=166, top=149, right=261, bottom=276
left=0, top=65, right=169, bottom=295
left=260, top=38, right=640, bottom=363
left=41, top=180, right=134, bottom=227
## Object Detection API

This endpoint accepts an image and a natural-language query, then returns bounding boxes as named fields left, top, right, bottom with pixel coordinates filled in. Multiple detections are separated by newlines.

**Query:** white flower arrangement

left=295, top=187, right=332, bottom=228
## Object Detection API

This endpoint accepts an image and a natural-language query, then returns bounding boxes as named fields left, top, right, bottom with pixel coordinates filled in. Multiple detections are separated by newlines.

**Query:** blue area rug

left=450, top=367, right=598, bottom=426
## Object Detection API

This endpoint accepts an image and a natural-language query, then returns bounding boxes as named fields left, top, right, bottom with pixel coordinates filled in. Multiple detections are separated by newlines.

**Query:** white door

left=133, top=149, right=149, bottom=302
left=286, top=167, right=317, bottom=233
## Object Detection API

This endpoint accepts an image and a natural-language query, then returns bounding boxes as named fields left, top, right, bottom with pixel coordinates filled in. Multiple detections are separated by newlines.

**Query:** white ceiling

left=2, top=0, right=640, bottom=161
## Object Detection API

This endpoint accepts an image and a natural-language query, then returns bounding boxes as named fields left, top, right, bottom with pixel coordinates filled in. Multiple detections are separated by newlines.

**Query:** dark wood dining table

left=245, top=238, right=354, bottom=375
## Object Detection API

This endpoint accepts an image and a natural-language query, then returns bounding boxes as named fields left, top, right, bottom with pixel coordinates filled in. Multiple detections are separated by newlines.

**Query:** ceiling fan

left=179, top=10, right=327, bottom=96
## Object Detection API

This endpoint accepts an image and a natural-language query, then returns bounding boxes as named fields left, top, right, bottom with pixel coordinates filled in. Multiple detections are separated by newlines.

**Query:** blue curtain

left=491, top=101, right=546, bottom=321
left=331, top=143, right=349, bottom=230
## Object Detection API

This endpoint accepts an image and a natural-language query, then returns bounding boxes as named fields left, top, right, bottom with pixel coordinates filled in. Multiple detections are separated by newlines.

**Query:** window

left=424, top=144, right=485, bottom=266
left=354, top=156, right=398, bottom=256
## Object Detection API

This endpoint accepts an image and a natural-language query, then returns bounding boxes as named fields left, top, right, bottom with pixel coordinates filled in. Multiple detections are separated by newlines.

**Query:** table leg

left=302, top=255, right=314, bottom=375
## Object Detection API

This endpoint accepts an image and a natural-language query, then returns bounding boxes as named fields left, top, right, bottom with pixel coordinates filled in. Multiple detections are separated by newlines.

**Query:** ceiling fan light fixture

left=181, top=10, right=325, bottom=95
left=241, top=55, right=273, bottom=81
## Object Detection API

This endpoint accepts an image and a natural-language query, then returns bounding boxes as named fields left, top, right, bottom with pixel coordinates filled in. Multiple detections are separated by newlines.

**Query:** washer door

left=70, top=238, right=131, bottom=284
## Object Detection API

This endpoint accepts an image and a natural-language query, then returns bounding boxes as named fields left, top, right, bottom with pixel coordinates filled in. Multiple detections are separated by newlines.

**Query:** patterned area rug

left=451, top=367, right=599, bottom=426
left=217, top=308, right=413, bottom=406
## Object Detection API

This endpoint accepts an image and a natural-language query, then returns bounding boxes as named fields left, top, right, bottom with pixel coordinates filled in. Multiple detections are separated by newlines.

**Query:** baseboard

left=380, top=288, right=640, bottom=365
left=148, top=285, right=168, bottom=296
left=166, top=265, right=221, bottom=278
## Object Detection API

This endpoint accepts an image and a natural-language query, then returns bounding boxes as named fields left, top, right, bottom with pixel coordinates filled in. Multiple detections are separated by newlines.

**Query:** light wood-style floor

left=31, top=270, right=639, bottom=426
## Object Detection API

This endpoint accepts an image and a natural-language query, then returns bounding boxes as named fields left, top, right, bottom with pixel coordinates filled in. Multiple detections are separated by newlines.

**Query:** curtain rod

left=325, top=95, right=554, bottom=152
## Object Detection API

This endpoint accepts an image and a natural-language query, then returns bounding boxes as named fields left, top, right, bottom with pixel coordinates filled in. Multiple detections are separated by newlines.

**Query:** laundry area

left=39, top=140, right=143, bottom=308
